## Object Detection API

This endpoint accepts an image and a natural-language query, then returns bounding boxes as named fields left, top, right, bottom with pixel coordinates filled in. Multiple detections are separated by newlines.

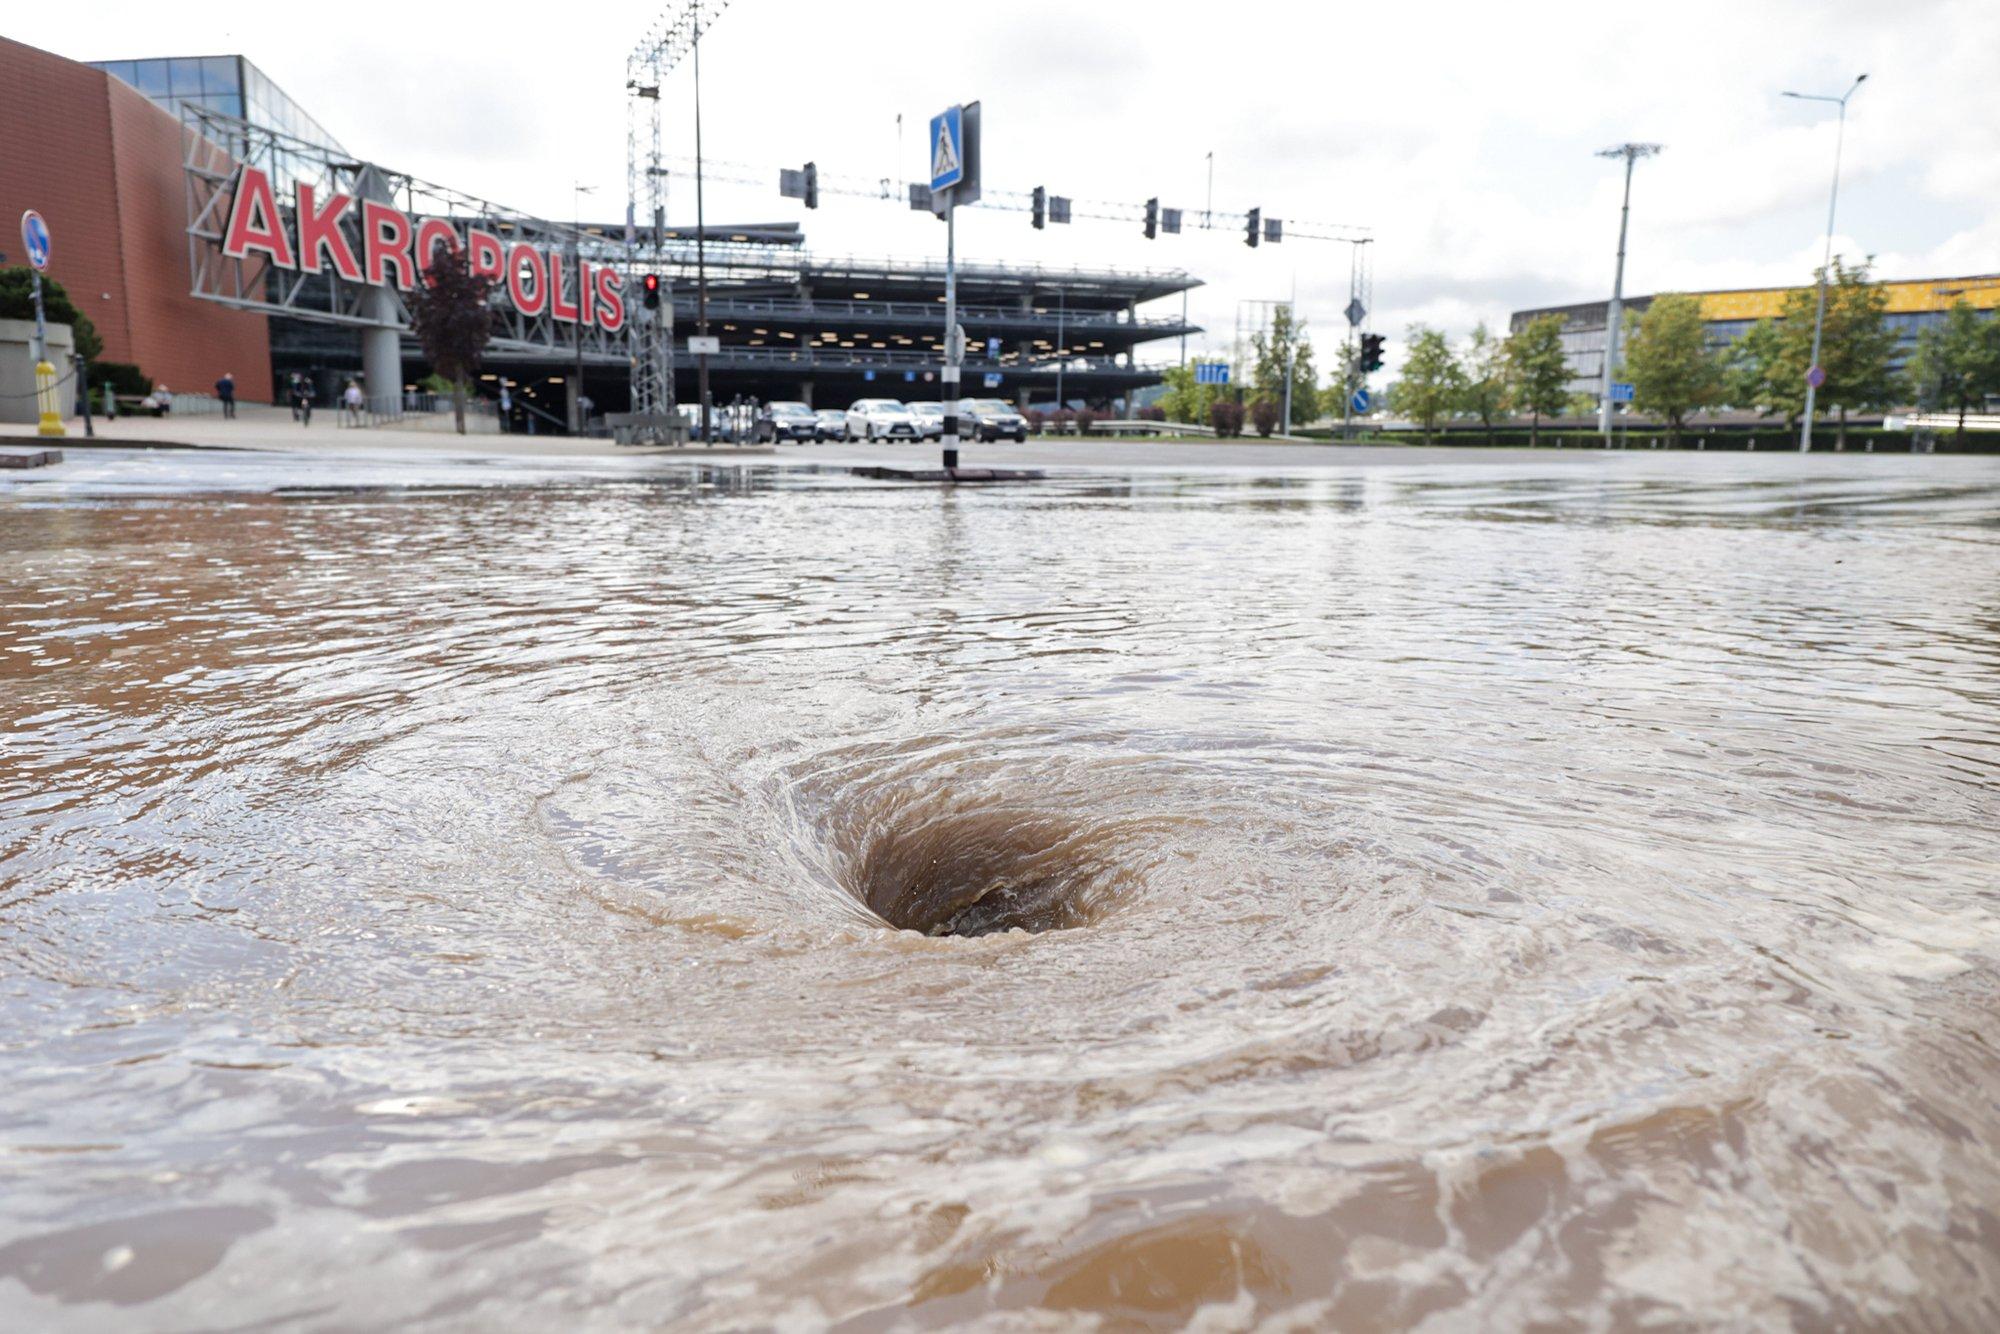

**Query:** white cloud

left=12, top=0, right=1997, bottom=378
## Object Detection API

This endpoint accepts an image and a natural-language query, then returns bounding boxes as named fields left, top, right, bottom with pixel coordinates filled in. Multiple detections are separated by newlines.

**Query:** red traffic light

left=642, top=273, right=661, bottom=309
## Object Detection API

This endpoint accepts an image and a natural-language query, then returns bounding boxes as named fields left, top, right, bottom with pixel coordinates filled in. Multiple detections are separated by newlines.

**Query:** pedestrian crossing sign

left=930, top=106, right=965, bottom=193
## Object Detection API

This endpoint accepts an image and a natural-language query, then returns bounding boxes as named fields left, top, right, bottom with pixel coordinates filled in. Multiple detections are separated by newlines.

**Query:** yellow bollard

left=35, top=359, right=65, bottom=438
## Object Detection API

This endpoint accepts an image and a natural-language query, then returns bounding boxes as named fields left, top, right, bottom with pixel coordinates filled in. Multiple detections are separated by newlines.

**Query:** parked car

left=756, top=400, right=819, bottom=443
left=961, top=398, right=1030, bottom=443
left=845, top=398, right=922, bottom=441
left=813, top=408, right=846, bottom=441
left=907, top=401, right=945, bottom=440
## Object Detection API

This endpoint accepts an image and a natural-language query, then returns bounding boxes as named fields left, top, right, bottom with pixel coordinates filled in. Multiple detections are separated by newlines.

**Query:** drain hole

left=838, top=807, right=1135, bottom=937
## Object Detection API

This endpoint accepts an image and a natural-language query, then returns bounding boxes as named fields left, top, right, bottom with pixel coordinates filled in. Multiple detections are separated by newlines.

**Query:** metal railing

left=692, top=345, right=1174, bottom=377
left=702, top=296, right=1186, bottom=331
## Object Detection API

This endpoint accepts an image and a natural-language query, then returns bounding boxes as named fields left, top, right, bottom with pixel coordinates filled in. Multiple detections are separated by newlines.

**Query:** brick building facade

left=0, top=36, right=272, bottom=402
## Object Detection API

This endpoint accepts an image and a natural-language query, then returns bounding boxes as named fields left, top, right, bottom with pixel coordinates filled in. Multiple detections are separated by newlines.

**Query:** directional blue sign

left=903, top=370, right=916, bottom=382
left=863, top=369, right=876, bottom=382
left=1194, top=361, right=1230, bottom=386
left=1349, top=388, right=1371, bottom=414
left=983, top=373, right=1002, bottom=388
left=929, top=105, right=965, bottom=193
left=1610, top=381, right=1635, bottom=404
left=20, top=210, right=51, bottom=271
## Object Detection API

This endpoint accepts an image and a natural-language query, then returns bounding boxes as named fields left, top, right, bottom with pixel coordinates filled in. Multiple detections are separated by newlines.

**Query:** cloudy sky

left=14, top=1, right=1999, bottom=375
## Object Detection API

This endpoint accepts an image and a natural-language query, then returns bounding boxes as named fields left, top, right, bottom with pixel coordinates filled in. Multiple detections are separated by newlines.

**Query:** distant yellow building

left=1511, top=274, right=2000, bottom=398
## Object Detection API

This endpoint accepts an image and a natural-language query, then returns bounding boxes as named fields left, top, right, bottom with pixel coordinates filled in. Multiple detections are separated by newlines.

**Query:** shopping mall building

left=1511, top=275, right=2000, bottom=400
left=0, top=36, right=1198, bottom=426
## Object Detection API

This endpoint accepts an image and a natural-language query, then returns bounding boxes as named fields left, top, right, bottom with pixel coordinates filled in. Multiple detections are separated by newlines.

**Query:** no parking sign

left=21, top=210, right=51, bottom=270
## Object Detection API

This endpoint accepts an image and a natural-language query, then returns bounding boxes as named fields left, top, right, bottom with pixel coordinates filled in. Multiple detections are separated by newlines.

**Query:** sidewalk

left=0, top=402, right=773, bottom=459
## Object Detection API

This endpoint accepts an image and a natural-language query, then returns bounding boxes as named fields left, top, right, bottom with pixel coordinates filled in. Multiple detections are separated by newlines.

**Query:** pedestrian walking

left=497, top=383, right=512, bottom=433
left=156, top=384, right=173, bottom=416
left=342, top=379, right=364, bottom=426
left=214, top=372, right=236, bottom=419
left=293, top=375, right=316, bottom=426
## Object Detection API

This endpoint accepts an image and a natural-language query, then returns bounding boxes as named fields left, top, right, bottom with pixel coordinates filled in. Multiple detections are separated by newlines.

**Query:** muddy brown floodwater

left=2, top=449, right=1998, bottom=1330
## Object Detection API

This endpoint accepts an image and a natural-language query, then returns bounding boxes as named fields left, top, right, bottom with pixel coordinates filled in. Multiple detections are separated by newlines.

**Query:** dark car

left=756, top=401, right=820, bottom=443
left=962, top=398, right=1030, bottom=442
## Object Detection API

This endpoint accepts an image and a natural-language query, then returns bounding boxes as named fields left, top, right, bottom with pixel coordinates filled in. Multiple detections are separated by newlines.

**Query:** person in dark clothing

left=214, top=372, right=236, bottom=419
left=292, top=375, right=316, bottom=426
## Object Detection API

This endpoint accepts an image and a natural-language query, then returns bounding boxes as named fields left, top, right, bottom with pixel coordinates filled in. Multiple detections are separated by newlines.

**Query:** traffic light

left=1245, top=207, right=1261, bottom=248
left=1032, top=185, right=1046, bottom=230
left=803, top=161, right=818, bottom=210
left=1144, top=197, right=1158, bottom=240
left=642, top=273, right=661, bottom=310
left=1361, top=333, right=1385, bottom=373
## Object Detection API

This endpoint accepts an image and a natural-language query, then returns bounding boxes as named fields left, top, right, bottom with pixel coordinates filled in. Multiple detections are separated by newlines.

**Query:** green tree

left=0, top=266, right=105, bottom=362
left=407, top=246, right=495, bottom=435
left=1725, top=316, right=1803, bottom=428
left=1387, top=325, right=1463, bottom=444
left=1732, top=260, right=1901, bottom=447
left=1621, top=293, right=1722, bottom=447
left=1250, top=305, right=1318, bottom=431
left=1804, top=258, right=1899, bottom=448
left=1321, top=338, right=1363, bottom=421
left=1907, top=300, right=2000, bottom=446
left=1156, top=362, right=1221, bottom=425
left=1457, top=322, right=1508, bottom=444
left=1503, top=314, right=1570, bottom=447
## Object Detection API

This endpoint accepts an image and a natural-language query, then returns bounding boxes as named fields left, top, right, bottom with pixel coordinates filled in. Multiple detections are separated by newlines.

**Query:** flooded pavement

left=3, top=449, right=1998, bottom=1329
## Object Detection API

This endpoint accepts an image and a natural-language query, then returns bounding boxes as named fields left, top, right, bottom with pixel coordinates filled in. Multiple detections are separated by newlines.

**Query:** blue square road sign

left=929, top=106, right=965, bottom=193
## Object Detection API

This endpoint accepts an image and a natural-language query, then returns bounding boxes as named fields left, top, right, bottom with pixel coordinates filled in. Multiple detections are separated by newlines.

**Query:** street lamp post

left=1783, top=74, right=1867, bottom=453
left=1595, top=143, right=1661, bottom=444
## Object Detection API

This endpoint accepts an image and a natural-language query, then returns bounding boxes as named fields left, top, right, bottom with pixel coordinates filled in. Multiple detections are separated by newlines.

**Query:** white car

left=906, top=402, right=945, bottom=440
left=845, top=398, right=922, bottom=442
left=813, top=408, right=846, bottom=441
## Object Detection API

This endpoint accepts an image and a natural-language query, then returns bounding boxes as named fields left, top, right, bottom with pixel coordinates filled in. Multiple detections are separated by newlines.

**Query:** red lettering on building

left=294, top=184, right=361, bottom=281
left=508, top=243, right=548, bottom=316
left=595, top=267, right=625, bottom=333
left=578, top=260, right=596, bottom=327
left=414, top=219, right=460, bottom=277
left=466, top=229, right=506, bottom=283
left=549, top=252, right=580, bottom=324
left=222, top=166, right=295, bottom=268
left=361, top=200, right=416, bottom=289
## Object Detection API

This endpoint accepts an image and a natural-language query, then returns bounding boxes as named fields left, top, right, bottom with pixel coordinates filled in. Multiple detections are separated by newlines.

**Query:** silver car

left=907, top=402, right=945, bottom=440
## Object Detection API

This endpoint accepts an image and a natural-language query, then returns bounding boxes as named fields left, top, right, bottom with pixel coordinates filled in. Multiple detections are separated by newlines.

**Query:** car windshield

left=769, top=403, right=812, bottom=416
left=968, top=400, right=1013, bottom=413
left=869, top=402, right=911, bottom=416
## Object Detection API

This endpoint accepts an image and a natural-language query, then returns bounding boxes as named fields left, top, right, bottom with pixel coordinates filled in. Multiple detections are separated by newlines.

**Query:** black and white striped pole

left=942, top=200, right=959, bottom=471
left=927, top=102, right=980, bottom=473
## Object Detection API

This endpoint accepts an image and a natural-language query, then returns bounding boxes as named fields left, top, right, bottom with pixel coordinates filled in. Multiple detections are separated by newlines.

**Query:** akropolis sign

left=220, top=165, right=627, bottom=334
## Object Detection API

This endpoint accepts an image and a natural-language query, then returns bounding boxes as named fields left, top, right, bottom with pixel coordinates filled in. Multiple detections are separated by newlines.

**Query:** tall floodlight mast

left=625, top=1, right=731, bottom=433
left=1595, top=142, right=1661, bottom=444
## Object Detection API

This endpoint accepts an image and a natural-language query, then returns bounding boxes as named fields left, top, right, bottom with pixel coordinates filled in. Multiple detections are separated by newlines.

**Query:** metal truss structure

left=625, top=1, right=731, bottom=421
left=182, top=104, right=628, bottom=367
